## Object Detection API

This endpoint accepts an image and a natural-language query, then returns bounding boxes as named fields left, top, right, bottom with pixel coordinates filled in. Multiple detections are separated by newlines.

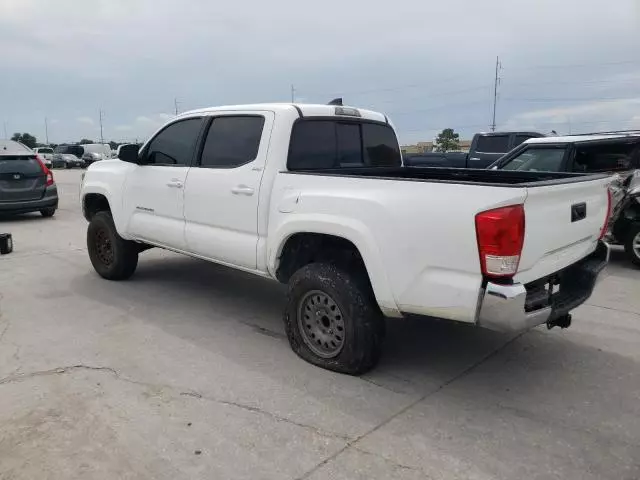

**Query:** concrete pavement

left=0, top=169, right=638, bottom=479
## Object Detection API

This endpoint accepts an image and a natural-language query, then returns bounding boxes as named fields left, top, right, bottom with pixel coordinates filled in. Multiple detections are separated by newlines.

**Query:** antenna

left=327, top=98, right=343, bottom=106
left=174, top=98, right=180, bottom=115
left=290, top=84, right=296, bottom=103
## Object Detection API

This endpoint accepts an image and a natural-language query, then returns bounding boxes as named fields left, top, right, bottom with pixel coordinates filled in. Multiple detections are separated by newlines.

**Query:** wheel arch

left=270, top=220, right=400, bottom=317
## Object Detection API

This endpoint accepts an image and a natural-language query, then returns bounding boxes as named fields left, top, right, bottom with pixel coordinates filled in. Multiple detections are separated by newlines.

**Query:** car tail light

left=475, top=205, right=525, bottom=278
left=598, top=186, right=612, bottom=241
left=35, top=154, right=55, bottom=187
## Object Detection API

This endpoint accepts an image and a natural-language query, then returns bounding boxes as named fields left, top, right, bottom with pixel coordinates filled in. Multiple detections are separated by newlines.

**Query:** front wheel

left=284, top=263, right=385, bottom=375
left=624, top=223, right=640, bottom=267
left=87, top=211, right=139, bottom=280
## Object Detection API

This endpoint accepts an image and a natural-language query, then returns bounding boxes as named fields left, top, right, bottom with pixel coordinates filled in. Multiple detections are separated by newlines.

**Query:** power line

left=501, top=96, right=640, bottom=103
left=509, top=59, right=640, bottom=71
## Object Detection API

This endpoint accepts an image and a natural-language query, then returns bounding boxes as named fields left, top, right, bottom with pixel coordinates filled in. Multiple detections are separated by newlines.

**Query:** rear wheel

left=284, top=263, right=384, bottom=375
left=40, top=207, right=56, bottom=218
left=87, top=211, right=138, bottom=280
left=624, top=223, right=640, bottom=267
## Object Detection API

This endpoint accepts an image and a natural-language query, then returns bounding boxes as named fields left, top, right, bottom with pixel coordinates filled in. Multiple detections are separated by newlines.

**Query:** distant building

left=401, top=139, right=472, bottom=154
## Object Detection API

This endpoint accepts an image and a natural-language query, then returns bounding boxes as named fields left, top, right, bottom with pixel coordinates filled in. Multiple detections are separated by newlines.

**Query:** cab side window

left=145, top=118, right=203, bottom=166
left=199, top=116, right=265, bottom=168
left=572, top=143, right=639, bottom=173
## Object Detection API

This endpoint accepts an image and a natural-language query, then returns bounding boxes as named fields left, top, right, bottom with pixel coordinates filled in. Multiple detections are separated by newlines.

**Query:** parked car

left=0, top=140, right=58, bottom=217
left=491, top=133, right=640, bottom=266
left=81, top=143, right=112, bottom=166
left=404, top=131, right=545, bottom=168
left=53, top=145, right=85, bottom=168
left=81, top=103, right=610, bottom=374
left=82, top=152, right=104, bottom=167
left=34, top=147, right=54, bottom=168
left=61, top=153, right=85, bottom=169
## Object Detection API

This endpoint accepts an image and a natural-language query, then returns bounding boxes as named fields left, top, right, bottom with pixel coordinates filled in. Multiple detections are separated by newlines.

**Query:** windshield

left=501, top=147, right=566, bottom=171
left=37, top=148, right=54, bottom=154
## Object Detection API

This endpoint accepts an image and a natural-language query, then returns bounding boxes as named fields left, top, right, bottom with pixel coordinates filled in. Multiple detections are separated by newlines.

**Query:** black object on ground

left=0, top=233, right=12, bottom=254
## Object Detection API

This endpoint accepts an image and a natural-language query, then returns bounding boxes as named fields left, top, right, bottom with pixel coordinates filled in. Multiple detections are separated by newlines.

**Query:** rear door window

left=199, top=116, right=265, bottom=168
left=476, top=135, right=510, bottom=153
left=572, top=143, right=640, bottom=173
left=288, top=120, right=400, bottom=170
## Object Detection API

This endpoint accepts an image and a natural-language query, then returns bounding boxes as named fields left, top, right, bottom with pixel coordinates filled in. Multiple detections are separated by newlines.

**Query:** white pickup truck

left=81, top=103, right=611, bottom=374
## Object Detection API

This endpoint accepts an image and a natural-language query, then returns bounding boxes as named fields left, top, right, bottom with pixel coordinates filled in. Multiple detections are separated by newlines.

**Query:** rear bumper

left=0, top=186, right=58, bottom=214
left=476, top=241, right=609, bottom=332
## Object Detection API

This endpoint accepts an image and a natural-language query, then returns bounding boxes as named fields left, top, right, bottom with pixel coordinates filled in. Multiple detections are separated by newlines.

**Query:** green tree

left=434, top=128, right=460, bottom=152
left=79, top=138, right=94, bottom=144
left=11, top=132, right=38, bottom=149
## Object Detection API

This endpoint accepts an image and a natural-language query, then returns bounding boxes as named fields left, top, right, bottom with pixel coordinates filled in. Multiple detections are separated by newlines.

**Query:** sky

left=0, top=0, right=639, bottom=145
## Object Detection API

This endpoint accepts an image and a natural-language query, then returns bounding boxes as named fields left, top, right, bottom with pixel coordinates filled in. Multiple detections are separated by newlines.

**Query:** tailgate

left=515, top=176, right=610, bottom=284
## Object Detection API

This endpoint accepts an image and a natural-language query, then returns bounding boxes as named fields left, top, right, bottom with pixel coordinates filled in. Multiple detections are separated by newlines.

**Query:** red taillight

left=475, top=204, right=525, bottom=278
left=598, top=186, right=612, bottom=241
left=35, top=154, right=55, bottom=187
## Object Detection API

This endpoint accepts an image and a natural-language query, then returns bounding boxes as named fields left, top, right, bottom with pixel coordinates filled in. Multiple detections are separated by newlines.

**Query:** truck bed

left=285, top=166, right=608, bottom=187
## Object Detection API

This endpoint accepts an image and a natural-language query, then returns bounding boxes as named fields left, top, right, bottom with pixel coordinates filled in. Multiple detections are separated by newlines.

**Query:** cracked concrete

left=1, top=170, right=639, bottom=479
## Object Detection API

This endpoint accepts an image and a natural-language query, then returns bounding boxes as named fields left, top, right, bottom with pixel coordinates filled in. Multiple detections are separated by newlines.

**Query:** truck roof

left=178, top=103, right=388, bottom=124
left=525, top=133, right=640, bottom=145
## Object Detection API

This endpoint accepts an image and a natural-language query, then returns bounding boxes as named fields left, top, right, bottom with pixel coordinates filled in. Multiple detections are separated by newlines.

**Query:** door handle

left=231, top=185, right=255, bottom=196
left=167, top=180, right=184, bottom=188
left=469, top=157, right=481, bottom=161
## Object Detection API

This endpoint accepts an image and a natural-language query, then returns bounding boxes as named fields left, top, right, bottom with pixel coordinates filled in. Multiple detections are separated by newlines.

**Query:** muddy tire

left=87, top=211, right=138, bottom=280
left=284, top=262, right=385, bottom=375
left=624, top=223, right=640, bottom=268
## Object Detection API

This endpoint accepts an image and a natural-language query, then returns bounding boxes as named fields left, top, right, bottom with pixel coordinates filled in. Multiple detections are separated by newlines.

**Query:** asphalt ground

left=0, top=169, right=638, bottom=479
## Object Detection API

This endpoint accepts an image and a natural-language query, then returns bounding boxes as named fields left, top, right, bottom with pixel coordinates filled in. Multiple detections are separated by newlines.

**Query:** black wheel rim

left=633, top=231, right=640, bottom=259
left=94, top=228, right=114, bottom=266
left=297, top=290, right=345, bottom=358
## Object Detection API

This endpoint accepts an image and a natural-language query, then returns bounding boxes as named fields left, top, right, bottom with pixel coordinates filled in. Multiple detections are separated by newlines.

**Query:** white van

left=81, top=144, right=112, bottom=166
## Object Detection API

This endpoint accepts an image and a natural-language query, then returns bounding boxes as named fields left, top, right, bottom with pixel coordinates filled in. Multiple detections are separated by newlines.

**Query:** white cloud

left=500, top=98, right=640, bottom=134
left=76, top=116, right=95, bottom=125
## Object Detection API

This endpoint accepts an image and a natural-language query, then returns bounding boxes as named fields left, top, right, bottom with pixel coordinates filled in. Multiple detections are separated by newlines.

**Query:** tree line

left=10, top=132, right=120, bottom=150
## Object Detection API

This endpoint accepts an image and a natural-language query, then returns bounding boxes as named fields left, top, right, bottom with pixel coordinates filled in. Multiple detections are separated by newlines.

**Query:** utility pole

left=290, top=84, right=296, bottom=103
left=490, top=56, right=501, bottom=132
left=44, top=117, right=49, bottom=145
left=99, top=109, right=104, bottom=144
left=174, top=98, right=180, bottom=115
left=3, top=121, right=7, bottom=139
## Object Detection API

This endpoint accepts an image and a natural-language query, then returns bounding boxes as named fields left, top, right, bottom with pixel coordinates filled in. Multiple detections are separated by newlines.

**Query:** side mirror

left=118, top=144, right=140, bottom=164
